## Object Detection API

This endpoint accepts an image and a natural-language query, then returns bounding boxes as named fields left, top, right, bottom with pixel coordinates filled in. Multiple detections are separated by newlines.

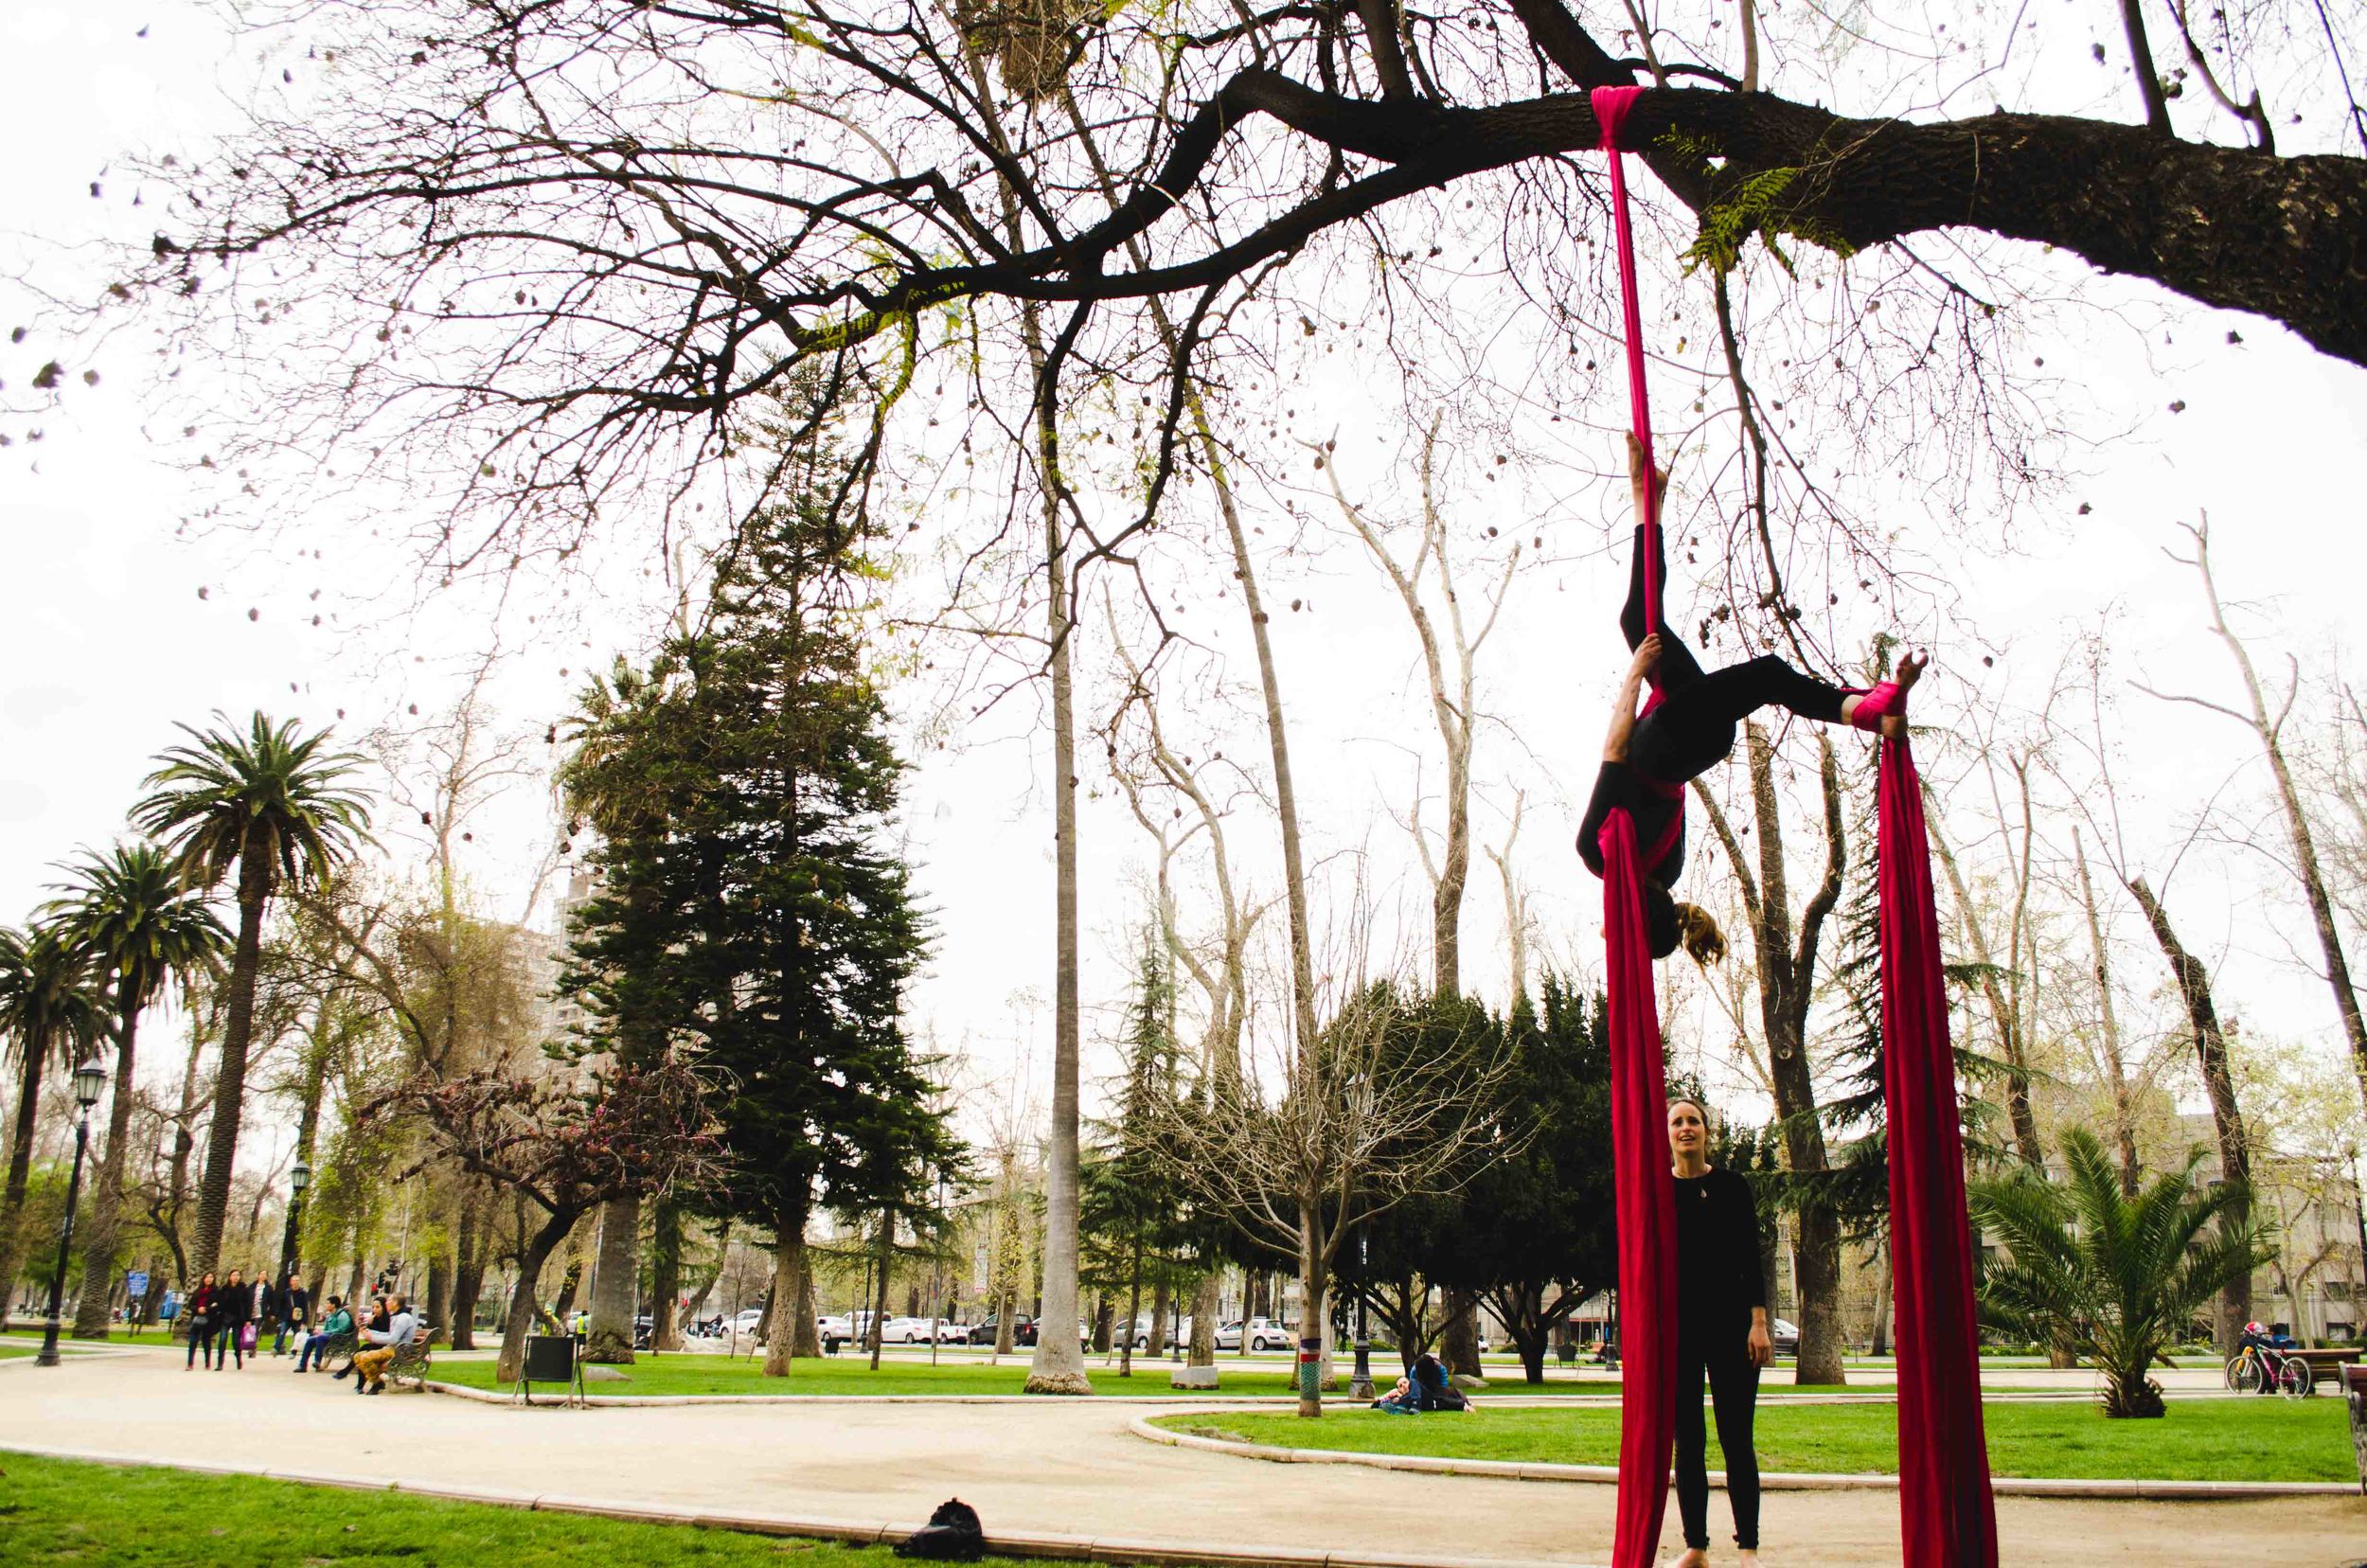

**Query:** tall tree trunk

left=1294, top=1210, right=1331, bottom=1417
left=867, top=1208, right=894, bottom=1370
left=548, top=1256, right=584, bottom=1324
left=764, top=1209, right=809, bottom=1376
left=1925, top=793, right=2045, bottom=1166
left=649, top=1196, right=685, bottom=1352
left=2130, top=875, right=2253, bottom=1352
left=583, top=1191, right=639, bottom=1363
left=190, top=856, right=272, bottom=1282
left=451, top=1192, right=482, bottom=1351
left=1188, top=1274, right=1219, bottom=1368
left=1869, top=1243, right=1894, bottom=1358
left=0, top=1042, right=51, bottom=1331
left=792, top=1240, right=822, bottom=1358
left=1148, top=1274, right=1170, bottom=1359
left=2073, top=829, right=2141, bottom=1194
left=2178, top=524, right=2367, bottom=1114
left=1439, top=1290, right=1484, bottom=1380
left=426, top=1248, right=452, bottom=1345
left=496, top=1209, right=575, bottom=1382
left=70, top=998, right=146, bottom=1338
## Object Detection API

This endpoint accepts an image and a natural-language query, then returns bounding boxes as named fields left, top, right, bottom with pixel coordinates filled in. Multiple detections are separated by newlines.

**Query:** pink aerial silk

left=1591, top=81, right=1994, bottom=1566
left=1597, top=809, right=1680, bottom=1568
left=1592, top=88, right=1679, bottom=1568
left=1878, top=738, right=1999, bottom=1567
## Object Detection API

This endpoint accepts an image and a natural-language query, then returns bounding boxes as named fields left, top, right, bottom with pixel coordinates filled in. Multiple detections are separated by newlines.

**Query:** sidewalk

left=1, top=1351, right=2359, bottom=1566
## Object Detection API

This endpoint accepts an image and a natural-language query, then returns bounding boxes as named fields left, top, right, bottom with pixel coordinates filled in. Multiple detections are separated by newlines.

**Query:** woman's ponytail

left=1672, top=900, right=1727, bottom=965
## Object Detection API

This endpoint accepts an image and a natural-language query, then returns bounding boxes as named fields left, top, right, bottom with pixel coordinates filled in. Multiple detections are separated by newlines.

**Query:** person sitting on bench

left=348, top=1294, right=419, bottom=1395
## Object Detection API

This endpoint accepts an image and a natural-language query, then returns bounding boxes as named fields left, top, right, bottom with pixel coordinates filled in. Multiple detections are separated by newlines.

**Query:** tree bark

left=189, top=850, right=272, bottom=1283
left=496, top=1208, right=575, bottom=1383
left=451, top=1192, right=482, bottom=1351
left=2129, top=875, right=2253, bottom=1353
left=763, top=1218, right=807, bottom=1377
left=867, top=1207, right=894, bottom=1370
left=426, top=1247, right=452, bottom=1345
left=1188, top=1274, right=1219, bottom=1368
left=649, top=1196, right=685, bottom=1352
left=2073, top=828, right=2141, bottom=1195
left=1439, top=1290, right=1485, bottom=1380
left=0, top=1042, right=45, bottom=1330
left=69, top=1000, right=145, bottom=1338
left=582, top=1190, right=639, bottom=1363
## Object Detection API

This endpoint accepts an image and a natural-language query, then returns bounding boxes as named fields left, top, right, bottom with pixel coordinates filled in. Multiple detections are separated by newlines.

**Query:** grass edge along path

left=1148, top=1398, right=2358, bottom=1485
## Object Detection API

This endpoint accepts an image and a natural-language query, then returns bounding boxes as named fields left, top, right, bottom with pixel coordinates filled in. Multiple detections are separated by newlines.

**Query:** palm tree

left=132, top=712, right=371, bottom=1284
left=48, top=845, right=230, bottom=1337
left=1971, top=1129, right=2266, bottom=1417
left=0, top=923, right=107, bottom=1327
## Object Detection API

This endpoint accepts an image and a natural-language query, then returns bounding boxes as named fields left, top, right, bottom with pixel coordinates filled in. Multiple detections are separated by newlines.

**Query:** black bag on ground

left=897, top=1498, right=987, bottom=1561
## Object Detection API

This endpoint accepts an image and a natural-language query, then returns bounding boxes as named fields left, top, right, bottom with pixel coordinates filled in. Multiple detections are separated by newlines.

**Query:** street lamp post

left=1349, top=1226, right=1375, bottom=1401
left=277, top=1159, right=311, bottom=1291
left=34, top=1060, right=108, bottom=1368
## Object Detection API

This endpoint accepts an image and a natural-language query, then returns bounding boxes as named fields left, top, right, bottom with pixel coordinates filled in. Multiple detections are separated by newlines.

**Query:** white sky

left=4, top=0, right=2365, bottom=1174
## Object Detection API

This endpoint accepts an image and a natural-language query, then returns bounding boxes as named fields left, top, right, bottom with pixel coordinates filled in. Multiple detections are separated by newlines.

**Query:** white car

left=880, top=1316, right=940, bottom=1345
left=816, top=1313, right=855, bottom=1347
left=1214, top=1317, right=1297, bottom=1351
left=730, top=1309, right=766, bottom=1337
left=934, top=1320, right=972, bottom=1344
left=1125, top=1314, right=1194, bottom=1349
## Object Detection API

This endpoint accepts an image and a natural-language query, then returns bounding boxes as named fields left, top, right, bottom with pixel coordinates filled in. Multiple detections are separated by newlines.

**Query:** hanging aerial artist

left=1576, top=436, right=1926, bottom=959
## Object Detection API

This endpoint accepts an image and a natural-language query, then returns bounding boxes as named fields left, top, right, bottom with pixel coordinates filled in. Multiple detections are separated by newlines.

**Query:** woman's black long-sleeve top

left=1672, top=1167, right=1767, bottom=1330
left=1576, top=761, right=1685, bottom=882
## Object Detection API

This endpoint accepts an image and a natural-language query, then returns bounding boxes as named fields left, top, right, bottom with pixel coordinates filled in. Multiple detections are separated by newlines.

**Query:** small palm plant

left=0, top=922, right=107, bottom=1327
left=1971, top=1128, right=2265, bottom=1417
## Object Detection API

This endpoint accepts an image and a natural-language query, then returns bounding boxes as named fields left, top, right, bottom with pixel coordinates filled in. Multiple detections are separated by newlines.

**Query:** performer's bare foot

left=1673, top=1551, right=1710, bottom=1568
left=1884, top=650, right=1928, bottom=739
left=1737, top=1551, right=1760, bottom=1568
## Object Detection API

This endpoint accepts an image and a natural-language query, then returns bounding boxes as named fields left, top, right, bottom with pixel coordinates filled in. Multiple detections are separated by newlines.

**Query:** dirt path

left=2, top=1351, right=2358, bottom=1565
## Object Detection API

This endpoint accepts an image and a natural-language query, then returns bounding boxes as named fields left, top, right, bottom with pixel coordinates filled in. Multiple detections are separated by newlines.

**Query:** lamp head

left=71, top=1058, right=106, bottom=1110
left=292, top=1160, right=311, bottom=1195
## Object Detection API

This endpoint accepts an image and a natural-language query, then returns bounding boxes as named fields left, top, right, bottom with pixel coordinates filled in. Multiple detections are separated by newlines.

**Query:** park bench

left=314, top=1330, right=357, bottom=1374
left=2290, top=1345, right=2362, bottom=1393
left=386, top=1328, right=434, bottom=1389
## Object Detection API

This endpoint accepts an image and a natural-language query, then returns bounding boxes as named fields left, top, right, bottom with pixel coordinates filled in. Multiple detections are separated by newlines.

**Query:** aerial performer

left=1575, top=436, right=1926, bottom=961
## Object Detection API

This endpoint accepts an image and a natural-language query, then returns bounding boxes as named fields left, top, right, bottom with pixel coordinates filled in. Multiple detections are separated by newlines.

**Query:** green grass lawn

left=1153, top=1397, right=2357, bottom=1484
left=0, top=1450, right=1023, bottom=1565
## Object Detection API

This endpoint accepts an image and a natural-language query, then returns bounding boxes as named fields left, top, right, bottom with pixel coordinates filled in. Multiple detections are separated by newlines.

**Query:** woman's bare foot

left=1737, top=1551, right=1760, bottom=1568
left=1673, top=1551, right=1710, bottom=1568
left=1883, top=650, right=1928, bottom=739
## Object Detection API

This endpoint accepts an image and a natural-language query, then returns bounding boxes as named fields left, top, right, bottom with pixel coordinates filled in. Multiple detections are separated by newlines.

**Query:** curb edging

left=0, top=1442, right=1612, bottom=1568
left=1127, top=1412, right=2365, bottom=1500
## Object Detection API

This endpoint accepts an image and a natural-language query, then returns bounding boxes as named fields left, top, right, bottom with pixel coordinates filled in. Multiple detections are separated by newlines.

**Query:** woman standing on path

left=182, top=1273, right=220, bottom=1369
left=215, top=1269, right=251, bottom=1369
left=1668, top=1099, right=1771, bottom=1568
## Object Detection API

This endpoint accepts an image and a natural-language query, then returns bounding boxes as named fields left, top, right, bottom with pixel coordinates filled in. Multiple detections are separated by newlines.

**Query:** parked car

left=880, top=1315, right=940, bottom=1345
left=1214, top=1317, right=1297, bottom=1351
left=817, top=1313, right=855, bottom=1350
left=967, top=1314, right=1033, bottom=1346
left=730, top=1309, right=766, bottom=1337
left=1770, top=1318, right=1800, bottom=1357
left=1124, top=1314, right=1196, bottom=1350
left=933, top=1319, right=972, bottom=1344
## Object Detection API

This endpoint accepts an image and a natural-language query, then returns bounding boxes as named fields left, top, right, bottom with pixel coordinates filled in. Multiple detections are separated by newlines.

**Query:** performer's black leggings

left=1621, top=526, right=1850, bottom=785
left=1675, top=1316, right=1762, bottom=1552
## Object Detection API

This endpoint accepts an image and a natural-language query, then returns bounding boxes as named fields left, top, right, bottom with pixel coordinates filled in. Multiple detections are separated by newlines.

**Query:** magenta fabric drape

left=1599, top=809, right=1680, bottom=1568
left=1878, top=738, right=2000, bottom=1567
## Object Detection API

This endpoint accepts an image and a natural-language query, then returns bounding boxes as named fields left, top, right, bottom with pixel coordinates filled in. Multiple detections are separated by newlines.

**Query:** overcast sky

left=5, top=1, right=2365, bottom=1171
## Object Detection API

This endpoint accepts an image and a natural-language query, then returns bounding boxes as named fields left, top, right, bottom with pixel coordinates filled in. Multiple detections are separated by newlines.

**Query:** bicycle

left=2223, top=1340, right=2314, bottom=1398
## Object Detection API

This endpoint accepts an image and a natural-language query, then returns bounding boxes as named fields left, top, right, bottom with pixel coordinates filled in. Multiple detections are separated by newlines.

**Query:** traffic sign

left=125, top=1271, right=149, bottom=1299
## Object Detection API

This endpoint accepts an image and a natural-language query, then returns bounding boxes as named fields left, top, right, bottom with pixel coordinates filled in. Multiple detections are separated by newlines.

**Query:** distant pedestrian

left=216, top=1269, right=253, bottom=1369
left=183, top=1274, right=220, bottom=1370
left=272, top=1273, right=309, bottom=1355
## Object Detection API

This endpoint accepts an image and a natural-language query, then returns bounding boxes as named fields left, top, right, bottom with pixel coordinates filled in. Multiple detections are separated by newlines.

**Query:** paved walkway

left=3, top=1350, right=2360, bottom=1566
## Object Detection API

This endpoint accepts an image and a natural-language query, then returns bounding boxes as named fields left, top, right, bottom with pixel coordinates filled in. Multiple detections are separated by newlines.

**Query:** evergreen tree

left=560, top=459, right=950, bottom=1376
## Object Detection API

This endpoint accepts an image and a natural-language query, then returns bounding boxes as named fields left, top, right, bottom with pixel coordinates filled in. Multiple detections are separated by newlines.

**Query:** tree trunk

left=1120, top=1225, right=1143, bottom=1376
left=2073, top=829, right=2141, bottom=1195
left=763, top=1220, right=807, bottom=1378
left=496, top=1208, right=575, bottom=1383
left=1869, top=1243, right=1893, bottom=1358
left=649, top=1196, right=685, bottom=1352
left=1188, top=1274, right=1219, bottom=1370
left=426, top=1248, right=452, bottom=1345
left=71, top=1000, right=145, bottom=1338
left=582, top=1190, right=639, bottom=1363
left=189, top=856, right=272, bottom=1282
left=1148, top=1274, right=1170, bottom=1359
left=451, top=1193, right=482, bottom=1351
left=1439, top=1289, right=1484, bottom=1380
left=1295, top=1210, right=1329, bottom=1417
left=1925, top=797, right=2046, bottom=1167
left=549, top=1256, right=584, bottom=1324
left=2129, top=875, right=2253, bottom=1353
left=867, top=1207, right=894, bottom=1370
left=0, top=1037, right=51, bottom=1331
left=792, top=1241, right=821, bottom=1358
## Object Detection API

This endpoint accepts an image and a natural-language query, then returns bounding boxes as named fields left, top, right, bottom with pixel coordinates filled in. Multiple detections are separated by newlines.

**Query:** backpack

left=896, top=1498, right=986, bottom=1561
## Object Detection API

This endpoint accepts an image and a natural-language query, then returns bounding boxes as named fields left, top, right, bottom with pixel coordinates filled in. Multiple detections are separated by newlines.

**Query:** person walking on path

left=1667, top=1099, right=1771, bottom=1568
left=182, top=1274, right=220, bottom=1370
left=215, top=1269, right=252, bottom=1369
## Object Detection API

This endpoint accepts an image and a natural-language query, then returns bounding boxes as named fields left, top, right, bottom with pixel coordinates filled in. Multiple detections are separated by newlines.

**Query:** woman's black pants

left=1674, top=1316, right=1761, bottom=1552
left=1621, top=526, right=1850, bottom=785
left=187, top=1327, right=215, bottom=1368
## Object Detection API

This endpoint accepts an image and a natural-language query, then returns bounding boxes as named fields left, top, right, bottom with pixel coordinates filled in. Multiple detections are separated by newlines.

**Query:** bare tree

left=2070, top=828, right=2143, bottom=1195
left=1693, top=724, right=1849, bottom=1384
left=1148, top=980, right=1525, bottom=1416
left=2142, top=519, right=2367, bottom=1114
